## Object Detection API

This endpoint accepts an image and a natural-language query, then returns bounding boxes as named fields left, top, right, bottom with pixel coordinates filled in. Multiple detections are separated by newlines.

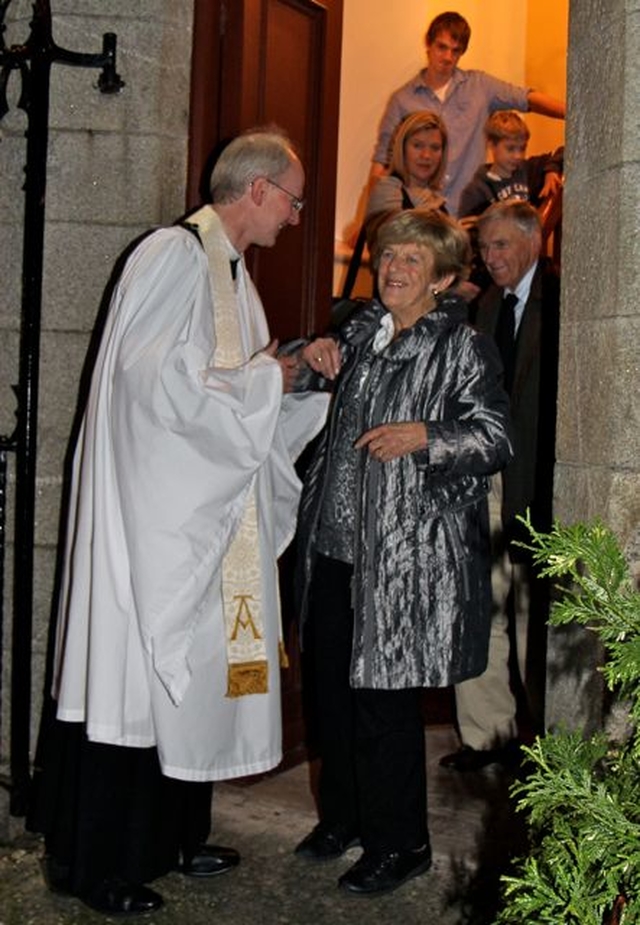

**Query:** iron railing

left=0, top=0, right=123, bottom=816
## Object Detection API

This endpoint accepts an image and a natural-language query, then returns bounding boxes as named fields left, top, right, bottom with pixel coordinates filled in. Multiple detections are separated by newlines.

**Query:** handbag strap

left=341, top=223, right=367, bottom=299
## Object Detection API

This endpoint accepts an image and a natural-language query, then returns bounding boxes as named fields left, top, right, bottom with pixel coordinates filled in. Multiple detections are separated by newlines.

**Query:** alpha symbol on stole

left=230, top=594, right=262, bottom=640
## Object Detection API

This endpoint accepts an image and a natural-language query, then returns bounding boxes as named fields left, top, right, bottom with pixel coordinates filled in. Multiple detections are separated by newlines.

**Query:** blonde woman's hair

left=388, top=111, right=448, bottom=189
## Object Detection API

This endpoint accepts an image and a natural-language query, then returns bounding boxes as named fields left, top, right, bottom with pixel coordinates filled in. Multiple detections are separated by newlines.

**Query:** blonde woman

left=365, top=110, right=449, bottom=247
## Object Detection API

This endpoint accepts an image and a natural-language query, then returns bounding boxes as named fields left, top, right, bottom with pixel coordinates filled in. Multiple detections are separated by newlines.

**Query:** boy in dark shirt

left=459, top=111, right=563, bottom=219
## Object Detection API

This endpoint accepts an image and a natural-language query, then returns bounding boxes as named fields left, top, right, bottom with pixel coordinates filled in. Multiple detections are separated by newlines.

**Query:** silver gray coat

left=297, top=294, right=513, bottom=690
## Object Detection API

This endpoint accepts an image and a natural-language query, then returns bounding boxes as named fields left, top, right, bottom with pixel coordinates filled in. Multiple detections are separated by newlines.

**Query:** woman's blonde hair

left=389, top=111, right=448, bottom=189
left=373, top=209, right=471, bottom=284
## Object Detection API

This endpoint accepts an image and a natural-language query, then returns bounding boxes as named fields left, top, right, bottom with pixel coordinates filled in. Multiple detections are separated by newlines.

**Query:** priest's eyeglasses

left=265, top=178, right=305, bottom=213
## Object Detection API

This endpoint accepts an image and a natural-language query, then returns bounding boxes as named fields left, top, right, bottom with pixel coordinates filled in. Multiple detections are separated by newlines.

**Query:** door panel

left=189, top=0, right=343, bottom=340
left=249, top=1, right=318, bottom=339
left=188, top=0, right=343, bottom=767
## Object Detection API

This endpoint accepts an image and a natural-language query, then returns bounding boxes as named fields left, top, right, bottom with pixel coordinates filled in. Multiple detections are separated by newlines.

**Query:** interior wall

left=525, top=2, right=568, bottom=155
left=335, top=0, right=567, bottom=256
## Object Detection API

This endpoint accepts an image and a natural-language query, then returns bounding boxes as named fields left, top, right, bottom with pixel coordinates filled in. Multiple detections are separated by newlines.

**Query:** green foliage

left=496, top=517, right=640, bottom=925
left=519, top=514, right=640, bottom=757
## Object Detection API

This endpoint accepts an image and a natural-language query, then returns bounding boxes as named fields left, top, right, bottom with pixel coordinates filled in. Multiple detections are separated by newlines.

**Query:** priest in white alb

left=30, top=127, right=334, bottom=916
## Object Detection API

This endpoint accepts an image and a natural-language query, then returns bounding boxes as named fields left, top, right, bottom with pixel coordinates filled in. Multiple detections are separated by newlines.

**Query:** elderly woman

left=295, top=209, right=512, bottom=896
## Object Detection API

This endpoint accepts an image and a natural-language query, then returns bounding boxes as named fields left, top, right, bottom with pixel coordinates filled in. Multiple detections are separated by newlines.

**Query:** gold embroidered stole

left=187, top=206, right=269, bottom=697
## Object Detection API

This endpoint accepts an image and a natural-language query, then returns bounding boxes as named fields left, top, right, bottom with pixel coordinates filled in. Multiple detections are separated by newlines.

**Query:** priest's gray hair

left=210, top=127, right=298, bottom=203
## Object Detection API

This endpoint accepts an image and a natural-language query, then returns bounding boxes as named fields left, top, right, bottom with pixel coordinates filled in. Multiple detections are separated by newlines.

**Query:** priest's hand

left=264, top=339, right=300, bottom=393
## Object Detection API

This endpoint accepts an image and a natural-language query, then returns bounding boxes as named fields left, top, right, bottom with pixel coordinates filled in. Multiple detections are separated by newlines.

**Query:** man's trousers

left=453, top=475, right=547, bottom=749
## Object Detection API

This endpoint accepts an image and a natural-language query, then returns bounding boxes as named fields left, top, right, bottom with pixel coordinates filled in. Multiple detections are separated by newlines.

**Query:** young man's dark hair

left=425, top=11, right=471, bottom=52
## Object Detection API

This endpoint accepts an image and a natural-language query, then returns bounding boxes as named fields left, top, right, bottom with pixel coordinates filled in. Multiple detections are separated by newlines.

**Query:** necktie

left=494, top=292, right=518, bottom=393
left=230, top=258, right=239, bottom=280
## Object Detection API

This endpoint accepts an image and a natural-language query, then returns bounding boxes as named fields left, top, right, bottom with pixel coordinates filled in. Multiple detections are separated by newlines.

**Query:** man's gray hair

left=209, top=127, right=298, bottom=204
left=477, top=200, right=542, bottom=238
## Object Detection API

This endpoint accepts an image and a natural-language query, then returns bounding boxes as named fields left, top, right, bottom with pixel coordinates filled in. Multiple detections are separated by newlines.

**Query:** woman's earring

left=431, top=287, right=439, bottom=297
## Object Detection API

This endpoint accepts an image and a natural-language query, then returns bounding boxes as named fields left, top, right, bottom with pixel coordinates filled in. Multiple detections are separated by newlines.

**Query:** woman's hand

left=355, top=422, right=428, bottom=462
left=301, top=337, right=342, bottom=380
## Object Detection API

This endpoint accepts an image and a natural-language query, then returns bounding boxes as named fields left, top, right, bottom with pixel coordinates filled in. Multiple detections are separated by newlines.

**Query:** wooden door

left=188, top=0, right=343, bottom=340
left=187, top=0, right=343, bottom=766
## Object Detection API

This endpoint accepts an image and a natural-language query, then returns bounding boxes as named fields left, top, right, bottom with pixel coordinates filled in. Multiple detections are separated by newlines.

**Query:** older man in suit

left=440, top=201, right=560, bottom=771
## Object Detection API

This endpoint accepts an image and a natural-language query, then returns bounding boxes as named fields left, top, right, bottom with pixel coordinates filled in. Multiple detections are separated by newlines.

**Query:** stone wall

left=0, top=0, right=194, bottom=836
left=546, top=0, right=640, bottom=731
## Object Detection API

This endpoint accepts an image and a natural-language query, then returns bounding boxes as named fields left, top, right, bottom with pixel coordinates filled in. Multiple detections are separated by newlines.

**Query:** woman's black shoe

left=294, top=822, right=359, bottom=860
left=338, top=844, right=432, bottom=895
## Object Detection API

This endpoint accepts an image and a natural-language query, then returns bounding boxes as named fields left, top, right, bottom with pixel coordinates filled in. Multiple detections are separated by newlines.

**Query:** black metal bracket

left=0, top=0, right=124, bottom=817
left=0, top=2, right=124, bottom=112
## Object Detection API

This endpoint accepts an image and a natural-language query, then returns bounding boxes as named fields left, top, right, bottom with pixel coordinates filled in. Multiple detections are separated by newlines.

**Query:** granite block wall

left=0, top=0, right=194, bottom=836
left=546, top=0, right=640, bottom=731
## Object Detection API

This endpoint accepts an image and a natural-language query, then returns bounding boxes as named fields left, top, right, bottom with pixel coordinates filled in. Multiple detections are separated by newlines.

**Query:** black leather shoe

left=294, top=822, right=359, bottom=861
left=44, top=856, right=72, bottom=895
left=83, top=878, right=163, bottom=915
left=439, top=744, right=498, bottom=771
left=439, top=741, right=522, bottom=772
left=181, top=844, right=240, bottom=877
left=338, top=844, right=432, bottom=895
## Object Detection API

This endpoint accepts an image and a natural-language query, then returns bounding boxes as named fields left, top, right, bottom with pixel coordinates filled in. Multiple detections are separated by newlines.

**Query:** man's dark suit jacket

left=472, top=257, right=561, bottom=561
